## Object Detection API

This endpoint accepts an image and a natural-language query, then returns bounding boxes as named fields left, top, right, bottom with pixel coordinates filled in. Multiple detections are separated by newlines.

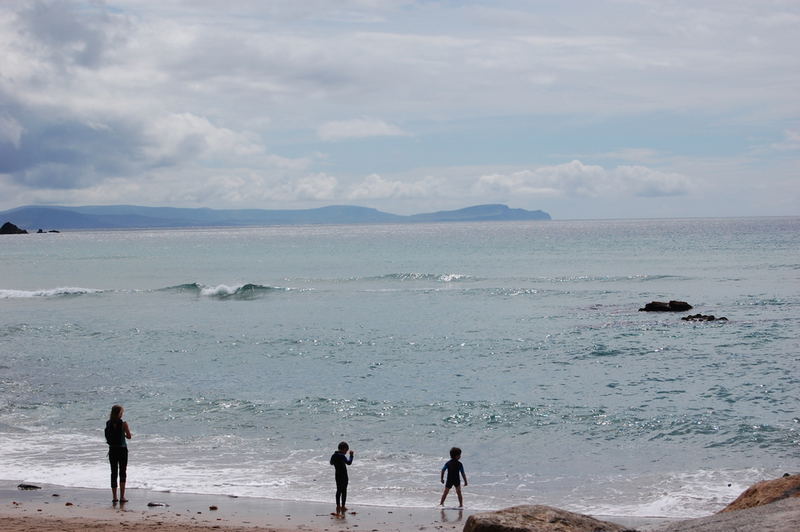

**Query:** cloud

left=0, top=1, right=796, bottom=217
left=317, top=118, right=407, bottom=141
left=289, top=173, right=339, bottom=200
left=613, top=165, right=692, bottom=197
left=15, top=0, right=128, bottom=69
left=141, top=113, right=264, bottom=167
left=770, top=130, right=800, bottom=151
left=475, top=160, right=692, bottom=199
left=0, top=115, right=23, bottom=149
left=347, top=173, right=435, bottom=199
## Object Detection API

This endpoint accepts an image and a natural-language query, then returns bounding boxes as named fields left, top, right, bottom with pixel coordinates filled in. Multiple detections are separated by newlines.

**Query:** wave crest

left=162, top=283, right=278, bottom=299
left=368, top=273, right=471, bottom=282
left=0, top=287, right=103, bottom=299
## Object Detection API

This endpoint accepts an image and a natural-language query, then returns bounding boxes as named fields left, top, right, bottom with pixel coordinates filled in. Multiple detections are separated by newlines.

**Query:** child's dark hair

left=338, top=441, right=349, bottom=452
left=449, top=446, right=461, bottom=459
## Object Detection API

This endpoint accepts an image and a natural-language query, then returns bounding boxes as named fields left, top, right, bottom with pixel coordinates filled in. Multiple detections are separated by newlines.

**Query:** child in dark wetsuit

left=330, top=441, right=354, bottom=516
left=439, top=446, right=468, bottom=507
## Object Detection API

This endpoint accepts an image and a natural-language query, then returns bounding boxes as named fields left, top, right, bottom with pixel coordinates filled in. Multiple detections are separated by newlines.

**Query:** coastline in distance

left=0, top=203, right=551, bottom=231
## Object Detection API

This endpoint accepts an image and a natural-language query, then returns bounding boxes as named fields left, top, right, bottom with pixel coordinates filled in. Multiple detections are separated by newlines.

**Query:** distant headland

left=0, top=204, right=550, bottom=231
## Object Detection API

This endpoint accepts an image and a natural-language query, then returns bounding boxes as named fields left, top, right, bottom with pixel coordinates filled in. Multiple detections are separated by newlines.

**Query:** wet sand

left=0, top=480, right=671, bottom=531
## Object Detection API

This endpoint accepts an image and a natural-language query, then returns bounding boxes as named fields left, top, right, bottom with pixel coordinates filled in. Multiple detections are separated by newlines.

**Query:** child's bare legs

left=454, top=485, right=463, bottom=507
left=439, top=486, right=450, bottom=506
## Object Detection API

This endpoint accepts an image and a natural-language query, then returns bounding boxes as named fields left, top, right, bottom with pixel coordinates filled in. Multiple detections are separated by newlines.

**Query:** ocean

left=1, top=217, right=798, bottom=518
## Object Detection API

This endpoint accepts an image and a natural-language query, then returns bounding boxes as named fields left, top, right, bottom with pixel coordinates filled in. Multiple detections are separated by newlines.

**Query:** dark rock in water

left=463, top=505, right=634, bottom=532
left=682, top=314, right=728, bottom=322
left=720, top=474, right=800, bottom=512
left=1, top=222, right=28, bottom=234
left=640, top=301, right=671, bottom=312
left=639, top=300, right=693, bottom=312
left=49, top=230, right=60, bottom=233
left=37, top=228, right=44, bottom=233
left=17, top=483, right=42, bottom=490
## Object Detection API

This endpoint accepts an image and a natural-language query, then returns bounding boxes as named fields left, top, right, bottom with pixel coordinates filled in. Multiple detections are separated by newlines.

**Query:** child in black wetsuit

left=439, top=446, right=468, bottom=507
left=330, top=441, right=354, bottom=516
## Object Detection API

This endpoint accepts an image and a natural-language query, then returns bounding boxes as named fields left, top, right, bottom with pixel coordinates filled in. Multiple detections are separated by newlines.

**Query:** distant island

left=0, top=204, right=550, bottom=231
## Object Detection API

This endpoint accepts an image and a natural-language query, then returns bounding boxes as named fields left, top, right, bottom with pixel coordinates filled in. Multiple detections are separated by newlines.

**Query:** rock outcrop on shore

left=719, top=473, right=800, bottom=512
left=650, top=498, right=800, bottom=532
left=463, top=505, right=634, bottom=532
left=464, top=475, right=800, bottom=532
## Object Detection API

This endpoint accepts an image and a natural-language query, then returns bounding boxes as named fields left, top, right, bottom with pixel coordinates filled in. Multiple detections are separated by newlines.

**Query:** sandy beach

left=1, top=479, right=476, bottom=532
left=0, top=480, right=670, bottom=532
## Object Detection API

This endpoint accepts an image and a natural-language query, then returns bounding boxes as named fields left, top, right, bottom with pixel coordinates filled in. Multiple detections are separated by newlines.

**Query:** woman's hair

left=109, top=404, right=124, bottom=421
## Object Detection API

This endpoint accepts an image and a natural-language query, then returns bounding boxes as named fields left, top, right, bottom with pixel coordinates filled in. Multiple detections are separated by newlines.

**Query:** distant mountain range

left=0, top=204, right=550, bottom=231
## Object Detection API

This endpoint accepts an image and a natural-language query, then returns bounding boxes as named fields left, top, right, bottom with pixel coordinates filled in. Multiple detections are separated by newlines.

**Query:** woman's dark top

left=105, top=419, right=127, bottom=448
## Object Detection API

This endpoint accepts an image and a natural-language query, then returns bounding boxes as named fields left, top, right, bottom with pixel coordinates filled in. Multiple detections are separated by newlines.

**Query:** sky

left=0, top=0, right=798, bottom=219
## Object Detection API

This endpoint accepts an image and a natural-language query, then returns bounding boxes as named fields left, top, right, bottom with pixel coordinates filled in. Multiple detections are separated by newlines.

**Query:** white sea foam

left=439, top=273, right=468, bottom=282
left=0, top=427, right=783, bottom=515
left=0, top=287, right=103, bottom=298
left=196, top=283, right=278, bottom=297
left=199, top=284, right=241, bottom=297
left=568, top=469, right=764, bottom=518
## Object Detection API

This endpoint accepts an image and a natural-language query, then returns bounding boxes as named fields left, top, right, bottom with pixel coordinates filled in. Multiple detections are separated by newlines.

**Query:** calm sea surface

left=1, top=218, right=798, bottom=517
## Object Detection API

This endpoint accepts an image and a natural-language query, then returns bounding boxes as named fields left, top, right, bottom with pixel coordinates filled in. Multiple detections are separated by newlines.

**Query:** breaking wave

left=161, top=282, right=281, bottom=299
left=1, top=283, right=289, bottom=300
left=364, top=273, right=472, bottom=282
left=0, top=287, right=104, bottom=299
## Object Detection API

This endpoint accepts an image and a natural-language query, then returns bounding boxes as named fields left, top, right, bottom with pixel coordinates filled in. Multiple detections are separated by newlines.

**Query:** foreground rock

left=463, top=505, right=634, bottom=532
left=720, top=473, right=800, bottom=512
left=649, top=497, right=800, bottom=532
left=1, top=222, right=28, bottom=234
left=639, top=301, right=692, bottom=312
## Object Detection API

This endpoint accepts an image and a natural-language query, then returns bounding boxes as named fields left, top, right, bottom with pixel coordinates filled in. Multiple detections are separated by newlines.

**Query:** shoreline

left=0, top=479, right=673, bottom=531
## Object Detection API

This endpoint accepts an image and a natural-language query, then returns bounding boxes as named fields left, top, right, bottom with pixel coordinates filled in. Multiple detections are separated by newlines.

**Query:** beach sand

left=0, top=480, right=671, bottom=531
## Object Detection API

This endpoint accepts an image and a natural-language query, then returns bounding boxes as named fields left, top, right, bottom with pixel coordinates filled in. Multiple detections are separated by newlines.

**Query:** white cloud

left=0, top=115, right=23, bottom=148
left=347, top=173, right=434, bottom=199
left=287, top=173, right=340, bottom=201
left=141, top=113, right=263, bottom=166
left=613, top=165, right=693, bottom=197
left=317, top=118, right=407, bottom=141
left=475, top=160, right=692, bottom=199
left=770, top=130, right=800, bottom=151
left=0, top=1, right=796, bottom=217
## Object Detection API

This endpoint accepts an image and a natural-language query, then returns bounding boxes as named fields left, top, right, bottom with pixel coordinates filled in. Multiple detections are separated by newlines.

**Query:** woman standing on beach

left=105, top=404, right=132, bottom=503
